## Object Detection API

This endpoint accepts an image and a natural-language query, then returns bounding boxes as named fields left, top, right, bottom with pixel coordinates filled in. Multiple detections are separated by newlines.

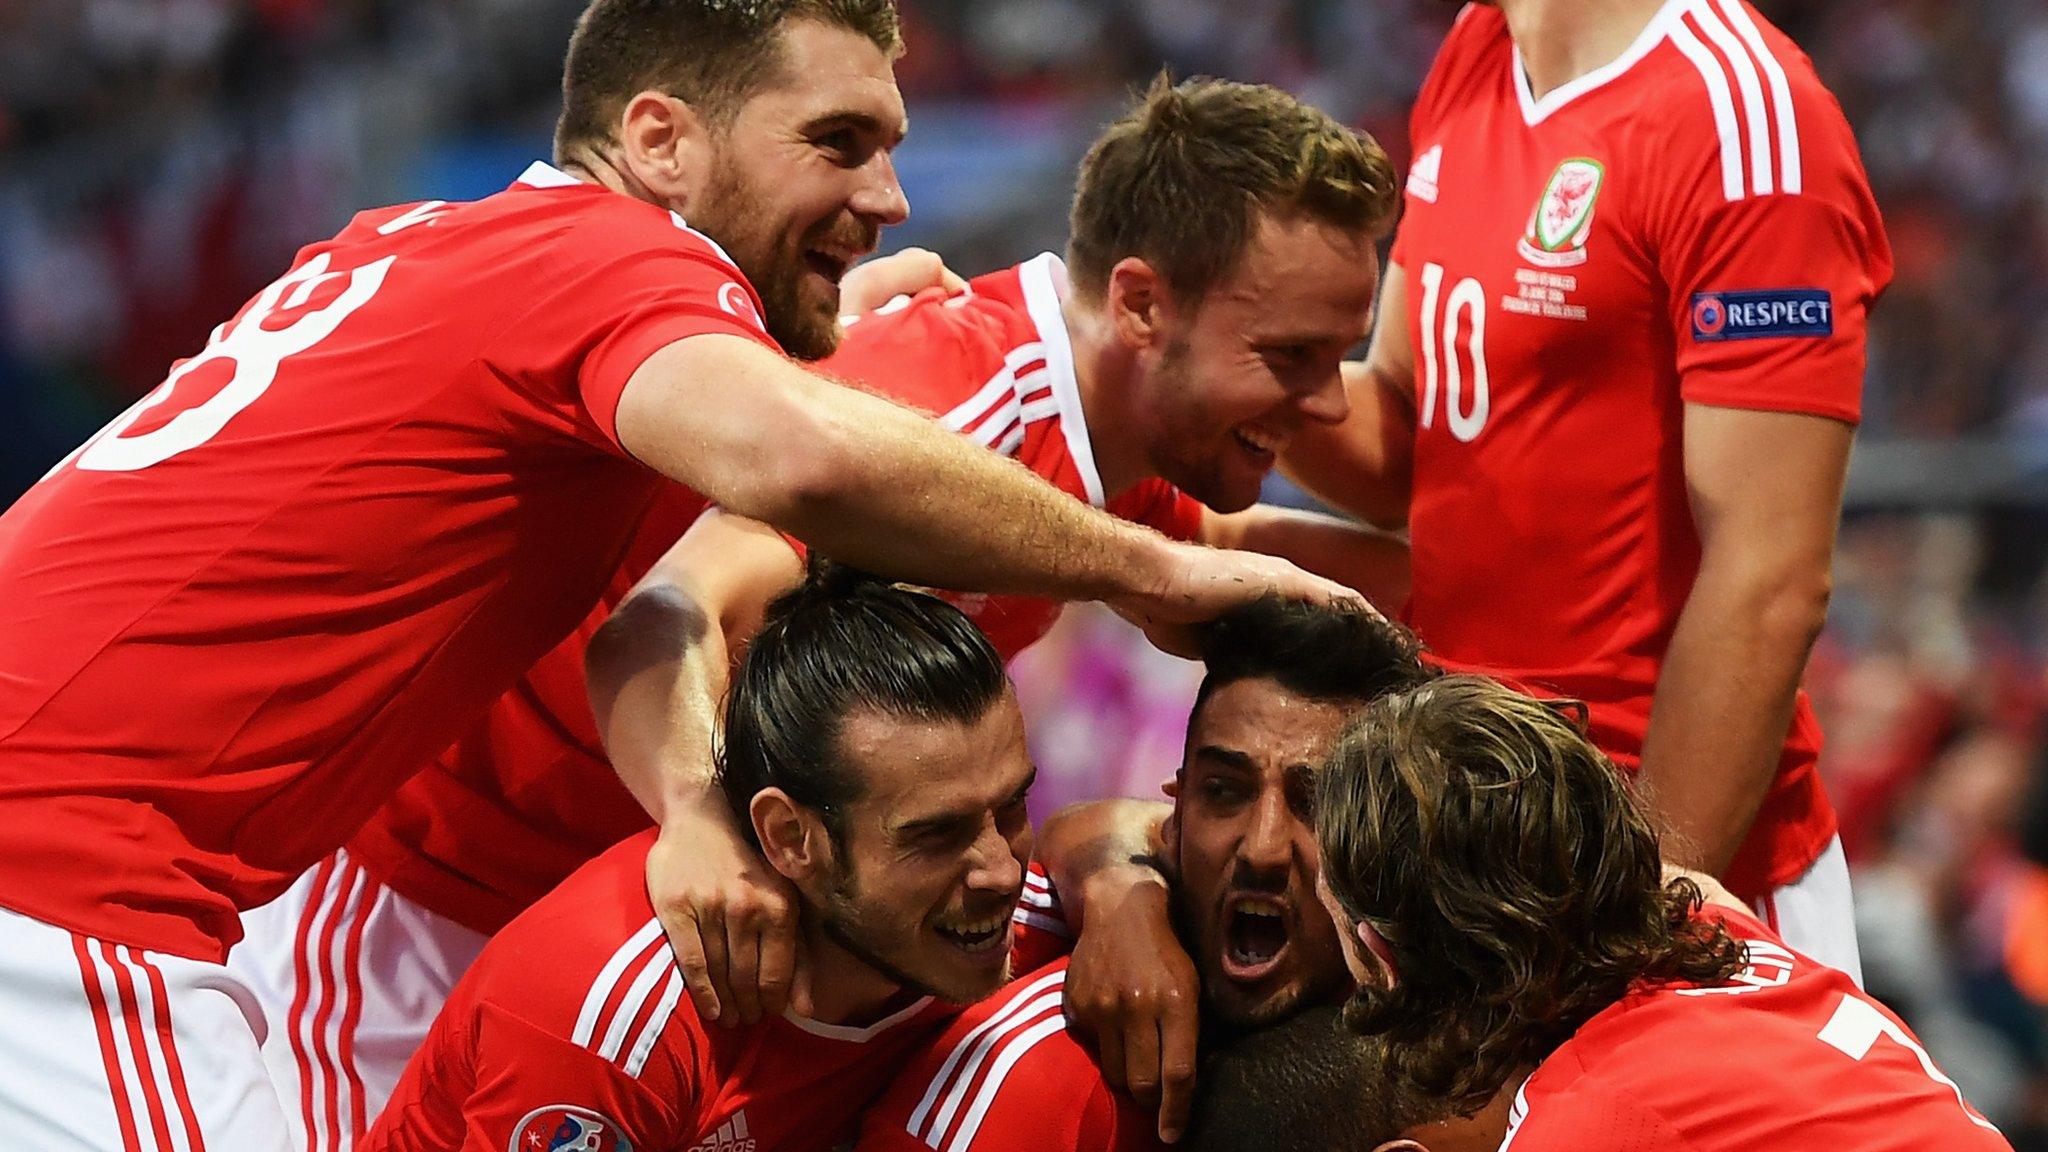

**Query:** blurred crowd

left=2, top=0, right=2046, bottom=1140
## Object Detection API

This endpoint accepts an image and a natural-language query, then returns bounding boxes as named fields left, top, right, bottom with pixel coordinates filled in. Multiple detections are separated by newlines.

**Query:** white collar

left=512, top=160, right=582, bottom=189
left=1512, top=0, right=1687, bottom=126
left=781, top=995, right=934, bottom=1043
left=1016, top=252, right=1105, bottom=508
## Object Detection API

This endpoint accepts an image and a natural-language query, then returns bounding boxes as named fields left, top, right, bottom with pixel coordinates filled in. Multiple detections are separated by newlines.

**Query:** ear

left=750, top=788, right=830, bottom=883
left=1105, top=257, right=1170, bottom=351
left=614, top=90, right=716, bottom=206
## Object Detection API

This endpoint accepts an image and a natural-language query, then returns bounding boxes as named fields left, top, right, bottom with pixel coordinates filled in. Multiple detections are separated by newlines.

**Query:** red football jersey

left=0, top=162, right=776, bottom=961
left=1395, top=2, right=1892, bottom=895
left=346, top=252, right=1205, bottom=935
left=854, top=959, right=1163, bottom=1152
left=364, top=830, right=958, bottom=1152
left=1500, top=908, right=2004, bottom=1152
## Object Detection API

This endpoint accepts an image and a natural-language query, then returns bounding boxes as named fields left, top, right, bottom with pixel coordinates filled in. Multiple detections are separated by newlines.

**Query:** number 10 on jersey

left=1417, top=262, right=1490, bottom=443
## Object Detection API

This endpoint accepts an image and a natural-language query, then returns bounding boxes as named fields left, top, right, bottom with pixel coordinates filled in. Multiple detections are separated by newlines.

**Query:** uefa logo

left=1692, top=295, right=1727, bottom=337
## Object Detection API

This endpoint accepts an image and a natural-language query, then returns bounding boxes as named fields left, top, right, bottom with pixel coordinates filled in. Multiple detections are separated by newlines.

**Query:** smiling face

left=1131, top=213, right=1380, bottom=512
left=1167, top=676, right=1358, bottom=1028
left=688, top=18, right=909, bottom=360
left=808, top=696, right=1036, bottom=1004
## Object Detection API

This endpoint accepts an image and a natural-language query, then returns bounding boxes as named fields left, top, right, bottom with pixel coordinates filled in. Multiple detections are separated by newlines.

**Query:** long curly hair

left=1312, top=675, right=1745, bottom=1116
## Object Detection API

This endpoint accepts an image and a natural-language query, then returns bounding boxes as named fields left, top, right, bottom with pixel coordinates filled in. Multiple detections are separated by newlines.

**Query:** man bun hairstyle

left=1067, top=73, right=1400, bottom=308
left=555, top=0, right=903, bottom=162
left=718, top=562, right=1007, bottom=850
left=1313, top=675, right=1746, bottom=1115
left=1192, top=595, right=1432, bottom=716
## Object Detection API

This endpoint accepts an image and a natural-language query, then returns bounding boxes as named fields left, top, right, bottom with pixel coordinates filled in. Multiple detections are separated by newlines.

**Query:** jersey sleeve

left=1012, top=860, right=1075, bottom=972
left=491, top=214, right=782, bottom=458
left=452, top=1002, right=691, bottom=1152
left=573, top=244, right=781, bottom=452
left=1654, top=75, right=1892, bottom=424
left=1107, top=481, right=1204, bottom=544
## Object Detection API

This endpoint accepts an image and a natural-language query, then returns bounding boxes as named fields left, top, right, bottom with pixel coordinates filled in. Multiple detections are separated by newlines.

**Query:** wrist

left=1080, top=858, right=1172, bottom=921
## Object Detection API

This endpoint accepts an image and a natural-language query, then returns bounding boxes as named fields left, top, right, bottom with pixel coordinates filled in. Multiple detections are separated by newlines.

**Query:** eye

left=1198, top=775, right=1251, bottom=806
left=815, top=128, right=868, bottom=166
left=1260, top=344, right=1312, bottom=369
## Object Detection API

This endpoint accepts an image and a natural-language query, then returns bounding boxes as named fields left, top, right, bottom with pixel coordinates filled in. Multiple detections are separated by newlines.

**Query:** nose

left=965, top=819, right=1026, bottom=896
left=1240, top=788, right=1295, bottom=875
left=1298, top=366, right=1352, bottom=426
left=853, top=152, right=910, bottom=229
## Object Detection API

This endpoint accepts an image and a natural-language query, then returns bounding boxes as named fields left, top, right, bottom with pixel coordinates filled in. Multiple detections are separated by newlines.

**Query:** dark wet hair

left=719, top=563, right=1008, bottom=849
left=1192, top=595, right=1433, bottom=718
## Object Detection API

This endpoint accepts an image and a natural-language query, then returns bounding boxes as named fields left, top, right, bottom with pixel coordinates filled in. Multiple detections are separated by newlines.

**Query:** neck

left=558, top=147, right=660, bottom=208
left=1405, top=1068, right=1532, bottom=1152
left=1498, top=0, right=1671, bottom=102
left=1061, top=289, right=1147, bottom=502
left=785, top=918, right=906, bottom=1026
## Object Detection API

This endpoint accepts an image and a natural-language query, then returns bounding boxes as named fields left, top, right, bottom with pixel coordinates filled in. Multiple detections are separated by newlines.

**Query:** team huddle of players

left=0, top=0, right=2008, bottom=1150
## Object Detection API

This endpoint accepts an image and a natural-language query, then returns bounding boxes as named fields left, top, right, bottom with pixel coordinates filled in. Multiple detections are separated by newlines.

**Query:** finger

left=666, top=914, right=723, bottom=1023
left=723, top=908, right=763, bottom=1025
left=696, top=910, right=734, bottom=1026
left=1090, top=1008, right=1129, bottom=1094
left=938, top=264, right=969, bottom=293
left=756, top=898, right=798, bottom=1019
left=1155, top=1001, right=1199, bottom=1143
left=1123, top=1009, right=1163, bottom=1110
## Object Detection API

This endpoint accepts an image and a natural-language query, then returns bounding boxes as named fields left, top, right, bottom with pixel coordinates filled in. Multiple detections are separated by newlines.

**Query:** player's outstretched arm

left=1637, top=405, right=1851, bottom=876
left=1200, top=505, right=1410, bottom=617
left=585, top=510, right=806, bottom=1026
left=1039, top=799, right=1197, bottom=1144
left=1277, top=261, right=1418, bottom=530
left=614, top=334, right=1364, bottom=624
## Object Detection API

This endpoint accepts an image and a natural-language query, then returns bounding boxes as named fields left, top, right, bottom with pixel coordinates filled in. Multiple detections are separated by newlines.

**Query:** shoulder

left=825, top=261, right=1043, bottom=419
left=1504, top=1063, right=1700, bottom=1152
left=1414, top=5, right=1512, bottom=128
left=1636, top=1, right=1869, bottom=210
left=870, top=963, right=1094, bottom=1152
left=463, top=831, right=700, bottom=1079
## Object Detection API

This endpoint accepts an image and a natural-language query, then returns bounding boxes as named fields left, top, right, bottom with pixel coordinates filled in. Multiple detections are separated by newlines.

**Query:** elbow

left=1750, top=564, right=1833, bottom=655
left=585, top=583, right=713, bottom=702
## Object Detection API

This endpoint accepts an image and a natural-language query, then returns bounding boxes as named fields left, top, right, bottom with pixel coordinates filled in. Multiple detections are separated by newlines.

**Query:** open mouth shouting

left=1220, top=892, right=1293, bottom=983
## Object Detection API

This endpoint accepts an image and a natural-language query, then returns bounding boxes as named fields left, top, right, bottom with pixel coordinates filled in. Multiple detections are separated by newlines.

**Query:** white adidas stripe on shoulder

left=1671, top=0, right=1802, bottom=201
left=906, top=969, right=1067, bottom=1143
left=571, top=918, right=682, bottom=1074
left=940, top=1011, right=1071, bottom=1152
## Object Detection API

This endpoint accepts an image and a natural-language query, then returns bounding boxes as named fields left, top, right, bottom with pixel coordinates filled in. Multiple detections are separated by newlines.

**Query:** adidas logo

left=688, top=1110, right=756, bottom=1152
left=1407, top=144, right=1443, bottom=203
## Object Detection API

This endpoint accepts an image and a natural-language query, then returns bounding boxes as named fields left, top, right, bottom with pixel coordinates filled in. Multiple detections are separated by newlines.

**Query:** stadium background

left=1, top=0, right=2044, bottom=1139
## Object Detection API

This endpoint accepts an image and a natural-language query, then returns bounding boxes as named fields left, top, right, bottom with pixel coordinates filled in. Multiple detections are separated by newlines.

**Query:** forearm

left=1213, top=506, right=1410, bottom=614
left=1038, top=799, right=1172, bottom=933
left=619, top=338, right=1175, bottom=603
left=585, top=584, right=729, bottom=824
left=1637, top=569, right=1828, bottom=876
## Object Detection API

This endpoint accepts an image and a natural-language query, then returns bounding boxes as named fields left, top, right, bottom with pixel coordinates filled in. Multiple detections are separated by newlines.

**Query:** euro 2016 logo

left=510, top=1106, right=634, bottom=1152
